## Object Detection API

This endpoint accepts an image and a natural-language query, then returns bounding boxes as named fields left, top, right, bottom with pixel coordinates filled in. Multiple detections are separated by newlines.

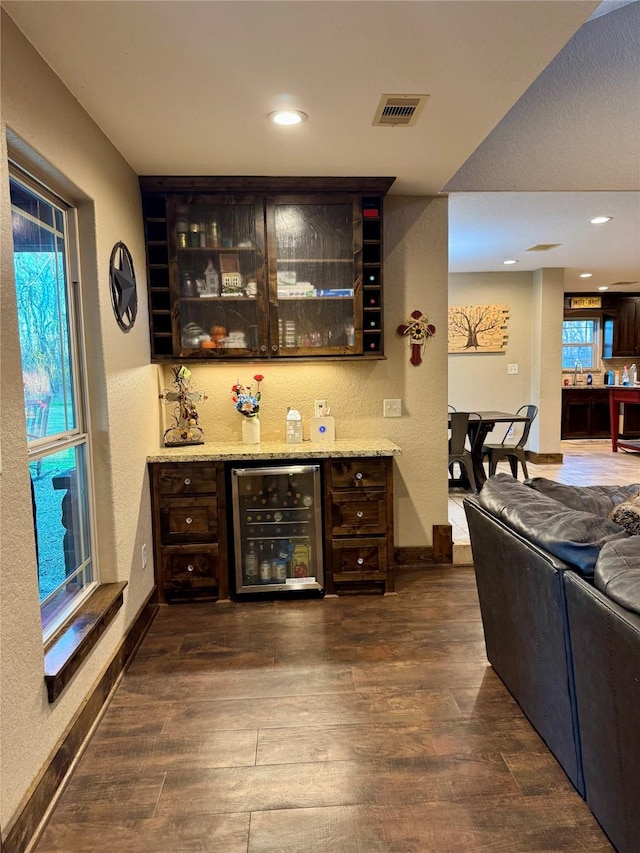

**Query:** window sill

left=44, top=582, right=127, bottom=703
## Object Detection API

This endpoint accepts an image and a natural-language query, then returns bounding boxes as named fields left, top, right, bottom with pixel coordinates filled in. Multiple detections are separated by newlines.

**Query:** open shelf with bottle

left=140, top=176, right=394, bottom=362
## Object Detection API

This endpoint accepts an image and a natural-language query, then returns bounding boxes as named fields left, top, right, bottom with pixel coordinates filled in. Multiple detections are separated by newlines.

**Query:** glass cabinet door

left=231, top=464, right=324, bottom=594
left=267, top=196, right=362, bottom=356
left=169, top=195, right=267, bottom=357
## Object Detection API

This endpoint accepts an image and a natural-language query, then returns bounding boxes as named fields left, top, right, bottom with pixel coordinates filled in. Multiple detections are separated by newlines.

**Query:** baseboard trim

left=4, top=593, right=158, bottom=853
left=526, top=451, right=563, bottom=464
left=395, top=524, right=453, bottom=566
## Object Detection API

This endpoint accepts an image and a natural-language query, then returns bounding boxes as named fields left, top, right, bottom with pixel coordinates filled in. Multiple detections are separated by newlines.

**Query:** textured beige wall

left=448, top=269, right=563, bottom=451
left=1, top=12, right=158, bottom=828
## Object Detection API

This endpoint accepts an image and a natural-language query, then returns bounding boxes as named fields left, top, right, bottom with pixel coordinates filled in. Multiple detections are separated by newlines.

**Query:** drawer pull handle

left=356, top=510, right=364, bottom=518
left=186, top=517, right=193, bottom=524
left=187, top=564, right=195, bottom=572
left=184, top=478, right=191, bottom=485
left=355, top=472, right=363, bottom=480
left=357, top=557, right=364, bottom=565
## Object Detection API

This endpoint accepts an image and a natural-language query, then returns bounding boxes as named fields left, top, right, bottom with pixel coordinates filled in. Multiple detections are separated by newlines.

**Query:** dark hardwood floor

left=32, top=568, right=612, bottom=852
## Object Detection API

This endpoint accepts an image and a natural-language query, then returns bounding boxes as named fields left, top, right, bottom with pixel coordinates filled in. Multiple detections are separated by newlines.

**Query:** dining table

left=449, top=410, right=531, bottom=490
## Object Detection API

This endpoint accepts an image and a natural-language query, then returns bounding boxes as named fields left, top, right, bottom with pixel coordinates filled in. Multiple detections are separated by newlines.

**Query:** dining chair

left=448, top=411, right=477, bottom=492
left=481, top=404, right=538, bottom=479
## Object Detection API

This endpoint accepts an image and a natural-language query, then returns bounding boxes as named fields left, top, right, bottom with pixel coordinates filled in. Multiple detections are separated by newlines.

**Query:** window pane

left=12, top=183, right=77, bottom=440
left=562, top=319, right=597, bottom=370
left=11, top=173, right=96, bottom=638
left=31, top=444, right=93, bottom=629
left=562, top=320, right=595, bottom=345
left=562, top=345, right=595, bottom=370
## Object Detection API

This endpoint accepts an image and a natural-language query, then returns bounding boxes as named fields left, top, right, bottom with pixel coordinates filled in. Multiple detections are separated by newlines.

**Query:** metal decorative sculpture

left=161, top=365, right=207, bottom=446
left=109, top=241, right=138, bottom=332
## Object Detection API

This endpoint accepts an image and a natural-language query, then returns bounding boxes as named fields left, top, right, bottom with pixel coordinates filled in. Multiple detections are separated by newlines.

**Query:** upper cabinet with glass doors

left=140, top=177, right=394, bottom=362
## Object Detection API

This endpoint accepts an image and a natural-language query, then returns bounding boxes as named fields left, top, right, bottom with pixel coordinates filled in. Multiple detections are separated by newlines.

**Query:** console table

left=609, top=387, right=640, bottom=453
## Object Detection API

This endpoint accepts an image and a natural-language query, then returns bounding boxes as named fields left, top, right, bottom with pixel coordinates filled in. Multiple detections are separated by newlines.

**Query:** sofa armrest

left=565, top=572, right=640, bottom=853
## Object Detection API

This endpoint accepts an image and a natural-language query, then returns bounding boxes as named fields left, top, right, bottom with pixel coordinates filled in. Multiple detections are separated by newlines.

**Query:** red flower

left=253, top=374, right=264, bottom=382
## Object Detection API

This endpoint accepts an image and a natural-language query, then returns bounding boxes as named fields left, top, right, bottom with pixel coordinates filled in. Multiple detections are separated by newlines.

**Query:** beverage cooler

left=231, top=464, right=324, bottom=595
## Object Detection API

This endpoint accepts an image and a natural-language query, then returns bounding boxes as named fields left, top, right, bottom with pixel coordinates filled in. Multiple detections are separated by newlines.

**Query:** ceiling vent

left=525, top=243, right=562, bottom=252
left=372, top=94, right=429, bottom=127
left=608, top=280, right=639, bottom=286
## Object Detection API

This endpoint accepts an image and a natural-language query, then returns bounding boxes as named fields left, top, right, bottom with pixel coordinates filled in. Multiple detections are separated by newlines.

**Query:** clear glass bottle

left=244, top=541, right=258, bottom=584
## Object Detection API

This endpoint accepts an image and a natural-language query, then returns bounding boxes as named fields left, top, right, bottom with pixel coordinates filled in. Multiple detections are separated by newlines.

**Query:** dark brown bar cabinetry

left=325, top=457, right=395, bottom=595
left=149, top=451, right=396, bottom=602
left=150, top=462, right=227, bottom=603
left=140, top=176, right=394, bottom=362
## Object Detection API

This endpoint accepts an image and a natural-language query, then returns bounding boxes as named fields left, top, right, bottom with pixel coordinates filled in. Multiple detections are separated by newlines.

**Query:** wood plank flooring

left=32, top=566, right=613, bottom=852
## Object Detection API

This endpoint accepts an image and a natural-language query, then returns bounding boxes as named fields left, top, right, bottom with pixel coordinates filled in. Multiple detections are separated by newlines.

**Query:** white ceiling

left=3, top=0, right=639, bottom=293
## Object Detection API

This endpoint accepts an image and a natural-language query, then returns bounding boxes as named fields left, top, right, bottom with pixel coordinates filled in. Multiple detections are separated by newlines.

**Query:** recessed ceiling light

left=590, top=216, right=612, bottom=224
left=579, top=272, right=593, bottom=278
left=598, top=286, right=609, bottom=291
left=268, top=110, right=308, bottom=126
left=503, top=259, right=518, bottom=265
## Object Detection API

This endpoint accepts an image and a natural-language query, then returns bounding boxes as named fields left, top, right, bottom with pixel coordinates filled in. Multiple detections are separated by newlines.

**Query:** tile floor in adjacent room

left=449, top=440, right=640, bottom=564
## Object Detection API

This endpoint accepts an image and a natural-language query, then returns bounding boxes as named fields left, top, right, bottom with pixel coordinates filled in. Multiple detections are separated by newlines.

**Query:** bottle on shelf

left=621, top=365, right=630, bottom=385
left=259, top=545, right=272, bottom=583
left=244, top=541, right=258, bottom=584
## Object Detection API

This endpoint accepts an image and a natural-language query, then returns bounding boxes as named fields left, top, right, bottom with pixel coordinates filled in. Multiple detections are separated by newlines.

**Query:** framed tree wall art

left=448, top=304, right=509, bottom=353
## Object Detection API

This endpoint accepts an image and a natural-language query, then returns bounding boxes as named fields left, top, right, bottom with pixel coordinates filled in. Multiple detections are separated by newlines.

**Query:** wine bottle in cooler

left=244, top=541, right=258, bottom=585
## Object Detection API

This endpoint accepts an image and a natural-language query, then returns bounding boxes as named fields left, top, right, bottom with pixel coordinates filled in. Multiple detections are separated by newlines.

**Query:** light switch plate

left=383, top=398, right=402, bottom=418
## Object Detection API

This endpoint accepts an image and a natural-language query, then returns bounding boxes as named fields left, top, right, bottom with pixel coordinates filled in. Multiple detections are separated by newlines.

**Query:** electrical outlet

left=314, top=399, right=328, bottom=417
left=383, top=398, right=402, bottom=418
left=141, top=543, right=148, bottom=569
left=507, top=363, right=519, bottom=375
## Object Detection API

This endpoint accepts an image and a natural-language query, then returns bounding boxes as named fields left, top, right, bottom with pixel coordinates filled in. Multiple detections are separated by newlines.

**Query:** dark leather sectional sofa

left=463, top=474, right=640, bottom=853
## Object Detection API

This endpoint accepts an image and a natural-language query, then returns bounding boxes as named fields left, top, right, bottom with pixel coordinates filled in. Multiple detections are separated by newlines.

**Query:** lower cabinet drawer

left=159, top=498, right=217, bottom=543
left=330, top=492, right=387, bottom=536
left=157, top=464, right=218, bottom=496
left=332, top=539, right=387, bottom=583
left=162, top=546, right=218, bottom=598
left=330, top=458, right=388, bottom=490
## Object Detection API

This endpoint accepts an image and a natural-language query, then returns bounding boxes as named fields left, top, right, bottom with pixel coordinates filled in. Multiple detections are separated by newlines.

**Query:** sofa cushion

left=594, top=538, right=640, bottom=616
left=608, top=493, right=640, bottom=536
left=524, top=477, right=640, bottom=516
left=478, top=474, right=629, bottom=577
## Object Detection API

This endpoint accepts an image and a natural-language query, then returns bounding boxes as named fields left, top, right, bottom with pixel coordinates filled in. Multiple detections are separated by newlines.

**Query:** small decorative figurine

left=161, top=365, right=207, bottom=446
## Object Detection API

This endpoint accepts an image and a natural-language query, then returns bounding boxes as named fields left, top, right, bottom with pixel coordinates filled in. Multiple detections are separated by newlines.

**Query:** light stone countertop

left=562, top=384, right=640, bottom=390
left=147, top=438, right=402, bottom=463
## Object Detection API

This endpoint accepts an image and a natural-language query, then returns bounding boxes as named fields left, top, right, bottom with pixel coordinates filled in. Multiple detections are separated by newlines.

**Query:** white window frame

left=10, top=165, right=99, bottom=643
left=562, top=314, right=601, bottom=372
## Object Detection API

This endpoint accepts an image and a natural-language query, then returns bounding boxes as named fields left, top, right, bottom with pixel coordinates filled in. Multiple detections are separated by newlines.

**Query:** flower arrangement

left=232, top=374, right=264, bottom=418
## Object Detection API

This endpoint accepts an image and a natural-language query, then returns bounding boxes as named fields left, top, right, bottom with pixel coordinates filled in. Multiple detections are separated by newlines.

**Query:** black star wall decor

left=109, top=241, right=138, bottom=332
